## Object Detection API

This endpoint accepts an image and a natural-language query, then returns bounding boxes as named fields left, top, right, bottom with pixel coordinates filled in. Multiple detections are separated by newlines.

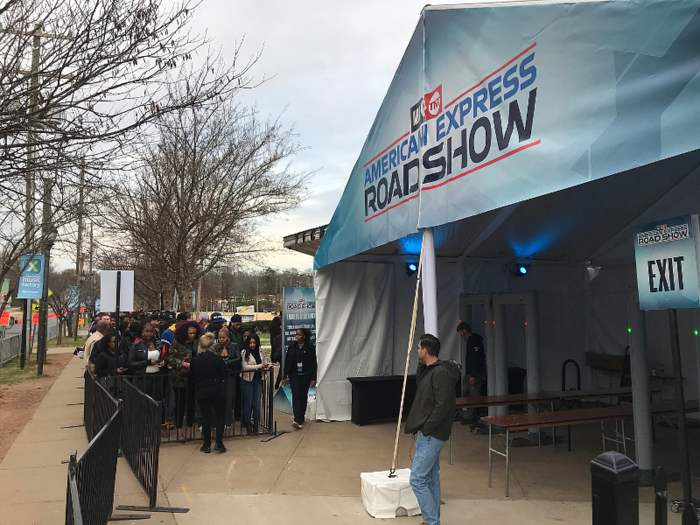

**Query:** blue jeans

left=241, top=378, right=263, bottom=429
left=410, top=432, right=445, bottom=525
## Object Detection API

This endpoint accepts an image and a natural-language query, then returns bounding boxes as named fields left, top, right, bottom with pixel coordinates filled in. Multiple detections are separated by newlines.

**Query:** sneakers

left=200, top=445, right=211, bottom=454
left=214, top=442, right=227, bottom=453
left=292, top=421, right=303, bottom=430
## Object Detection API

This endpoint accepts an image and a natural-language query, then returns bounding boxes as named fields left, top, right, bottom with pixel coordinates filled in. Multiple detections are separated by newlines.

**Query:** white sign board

left=100, top=271, right=135, bottom=312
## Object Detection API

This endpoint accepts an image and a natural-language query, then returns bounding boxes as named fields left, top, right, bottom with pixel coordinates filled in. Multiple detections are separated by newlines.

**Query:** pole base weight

left=115, top=505, right=189, bottom=514
left=109, top=513, right=151, bottom=521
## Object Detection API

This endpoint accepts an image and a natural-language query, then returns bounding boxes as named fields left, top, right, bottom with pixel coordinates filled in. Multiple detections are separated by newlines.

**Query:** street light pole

left=37, top=227, right=57, bottom=375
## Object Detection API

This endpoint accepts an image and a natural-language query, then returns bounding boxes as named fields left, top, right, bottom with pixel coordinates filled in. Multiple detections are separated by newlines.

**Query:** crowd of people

left=82, top=309, right=317, bottom=453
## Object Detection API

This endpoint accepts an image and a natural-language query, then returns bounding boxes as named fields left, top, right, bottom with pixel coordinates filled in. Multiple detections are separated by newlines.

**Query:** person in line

left=240, top=332, right=269, bottom=435
left=213, top=327, right=241, bottom=435
left=128, top=322, right=164, bottom=400
left=404, top=334, right=460, bottom=525
left=84, top=320, right=109, bottom=373
left=197, top=312, right=210, bottom=333
left=119, top=322, right=140, bottom=357
left=282, top=328, right=317, bottom=430
left=228, top=314, right=244, bottom=347
left=90, top=313, right=111, bottom=333
left=207, top=312, right=226, bottom=338
left=456, top=322, right=486, bottom=423
left=168, top=320, right=200, bottom=442
left=189, top=332, right=228, bottom=453
left=161, top=312, right=188, bottom=353
left=91, top=329, right=128, bottom=391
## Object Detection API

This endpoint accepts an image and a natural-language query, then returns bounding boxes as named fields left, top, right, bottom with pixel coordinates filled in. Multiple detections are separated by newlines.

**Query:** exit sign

left=634, top=215, right=700, bottom=310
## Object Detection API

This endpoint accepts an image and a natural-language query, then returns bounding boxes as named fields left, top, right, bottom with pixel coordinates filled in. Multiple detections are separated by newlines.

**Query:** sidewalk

left=0, top=351, right=688, bottom=524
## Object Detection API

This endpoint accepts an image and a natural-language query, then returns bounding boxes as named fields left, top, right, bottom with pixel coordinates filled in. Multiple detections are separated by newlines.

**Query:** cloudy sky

left=187, top=0, right=486, bottom=271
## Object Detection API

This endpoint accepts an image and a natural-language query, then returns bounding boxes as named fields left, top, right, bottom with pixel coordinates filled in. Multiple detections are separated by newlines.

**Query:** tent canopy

left=314, top=0, right=700, bottom=270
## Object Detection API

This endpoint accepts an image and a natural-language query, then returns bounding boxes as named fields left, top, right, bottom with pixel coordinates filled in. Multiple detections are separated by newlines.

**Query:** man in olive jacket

left=404, top=334, right=460, bottom=525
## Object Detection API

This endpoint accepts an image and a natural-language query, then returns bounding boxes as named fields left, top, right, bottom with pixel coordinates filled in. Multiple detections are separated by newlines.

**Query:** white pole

left=486, top=295, right=496, bottom=416
left=526, top=291, right=541, bottom=442
left=421, top=227, right=439, bottom=338
left=629, top=290, right=654, bottom=485
left=494, top=300, right=508, bottom=416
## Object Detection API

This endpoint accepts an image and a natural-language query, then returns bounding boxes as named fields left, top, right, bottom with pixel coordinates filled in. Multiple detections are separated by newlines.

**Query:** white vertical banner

left=100, top=271, right=135, bottom=312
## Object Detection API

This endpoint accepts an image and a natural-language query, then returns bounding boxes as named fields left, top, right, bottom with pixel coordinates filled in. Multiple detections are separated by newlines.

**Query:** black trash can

left=508, top=367, right=527, bottom=410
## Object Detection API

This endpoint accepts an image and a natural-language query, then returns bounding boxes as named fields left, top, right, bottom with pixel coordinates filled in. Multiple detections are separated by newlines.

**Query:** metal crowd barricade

left=65, top=404, right=124, bottom=525
left=82, top=370, right=94, bottom=440
left=65, top=452, right=83, bottom=525
left=115, top=377, right=188, bottom=515
left=84, top=370, right=119, bottom=441
left=156, top=368, right=277, bottom=443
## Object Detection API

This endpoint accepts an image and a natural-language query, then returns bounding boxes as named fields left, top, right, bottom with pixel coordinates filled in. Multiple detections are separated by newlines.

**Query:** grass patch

left=0, top=354, right=52, bottom=386
left=47, top=335, right=86, bottom=347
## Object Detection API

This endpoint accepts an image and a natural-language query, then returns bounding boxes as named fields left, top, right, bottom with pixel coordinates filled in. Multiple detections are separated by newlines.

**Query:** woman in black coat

left=91, top=329, right=127, bottom=391
left=189, top=332, right=228, bottom=453
left=282, top=328, right=317, bottom=429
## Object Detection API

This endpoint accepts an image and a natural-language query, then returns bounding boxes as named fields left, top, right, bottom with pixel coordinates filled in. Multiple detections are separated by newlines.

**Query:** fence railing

left=0, top=333, right=21, bottom=365
left=83, top=370, right=119, bottom=442
left=119, top=379, right=161, bottom=509
left=64, top=451, right=83, bottom=525
left=66, top=403, right=123, bottom=525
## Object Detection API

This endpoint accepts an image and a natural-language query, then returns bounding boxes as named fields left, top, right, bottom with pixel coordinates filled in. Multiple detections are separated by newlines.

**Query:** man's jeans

left=410, top=432, right=445, bottom=525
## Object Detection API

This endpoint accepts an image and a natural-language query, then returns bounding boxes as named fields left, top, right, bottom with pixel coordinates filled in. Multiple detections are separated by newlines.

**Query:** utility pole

left=89, top=222, right=94, bottom=317
left=73, top=164, right=84, bottom=340
left=20, top=24, right=42, bottom=369
left=256, top=280, right=259, bottom=312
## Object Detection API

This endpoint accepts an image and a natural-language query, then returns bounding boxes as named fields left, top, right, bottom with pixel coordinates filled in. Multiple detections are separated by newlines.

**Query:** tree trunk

left=57, top=320, right=63, bottom=345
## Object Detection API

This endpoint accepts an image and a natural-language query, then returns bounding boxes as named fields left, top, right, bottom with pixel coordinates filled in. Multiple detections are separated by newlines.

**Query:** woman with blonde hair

left=189, top=332, right=228, bottom=453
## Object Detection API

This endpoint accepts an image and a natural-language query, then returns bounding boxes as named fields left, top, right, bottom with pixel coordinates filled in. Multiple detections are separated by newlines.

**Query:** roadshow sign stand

left=634, top=214, right=700, bottom=513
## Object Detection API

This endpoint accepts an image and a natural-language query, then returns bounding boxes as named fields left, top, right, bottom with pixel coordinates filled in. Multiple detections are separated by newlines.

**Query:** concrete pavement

left=0, top=350, right=695, bottom=524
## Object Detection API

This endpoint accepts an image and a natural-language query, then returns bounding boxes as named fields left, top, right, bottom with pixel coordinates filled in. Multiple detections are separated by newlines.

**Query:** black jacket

left=404, top=359, right=460, bottom=441
left=465, top=333, right=486, bottom=377
left=190, top=351, right=228, bottom=400
left=128, top=339, right=162, bottom=375
left=92, top=349, right=128, bottom=378
left=283, top=341, right=317, bottom=381
left=213, top=341, right=242, bottom=372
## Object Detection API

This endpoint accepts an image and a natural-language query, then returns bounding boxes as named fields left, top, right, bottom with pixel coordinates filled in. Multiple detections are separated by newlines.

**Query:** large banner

left=282, top=287, right=316, bottom=350
left=314, top=0, right=700, bottom=269
left=634, top=215, right=700, bottom=310
left=17, top=255, right=45, bottom=299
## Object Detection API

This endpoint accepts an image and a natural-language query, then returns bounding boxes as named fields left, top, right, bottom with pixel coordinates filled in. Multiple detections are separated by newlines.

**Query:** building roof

left=283, top=225, right=328, bottom=257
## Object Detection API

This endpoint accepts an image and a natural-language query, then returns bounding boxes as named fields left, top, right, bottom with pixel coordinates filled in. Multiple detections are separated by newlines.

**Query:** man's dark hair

left=456, top=322, right=472, bottom=333
left=176, top=312, right=190, bottom=322
left=419, top=334, right=440, bottom=357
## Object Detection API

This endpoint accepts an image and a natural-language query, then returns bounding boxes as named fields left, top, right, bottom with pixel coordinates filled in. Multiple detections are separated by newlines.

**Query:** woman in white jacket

left=240, top=332, right=270, bottom=434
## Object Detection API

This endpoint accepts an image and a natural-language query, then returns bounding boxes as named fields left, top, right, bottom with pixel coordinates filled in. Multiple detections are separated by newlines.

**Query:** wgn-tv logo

left=410, top=85, right=443, bottom=132
left=638, top=223, right=690, bottom=294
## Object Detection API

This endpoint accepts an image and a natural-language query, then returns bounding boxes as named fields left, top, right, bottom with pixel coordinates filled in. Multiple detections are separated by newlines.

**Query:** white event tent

left=297, top=0, right=700, bottom=485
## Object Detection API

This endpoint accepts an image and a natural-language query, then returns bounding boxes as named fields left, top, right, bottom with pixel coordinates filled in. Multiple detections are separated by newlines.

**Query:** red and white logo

left=423, top=85, right=442, bottom=120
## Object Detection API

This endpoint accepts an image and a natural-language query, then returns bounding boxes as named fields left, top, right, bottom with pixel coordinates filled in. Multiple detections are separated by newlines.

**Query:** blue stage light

left=518, top=265, right=528, bottom=275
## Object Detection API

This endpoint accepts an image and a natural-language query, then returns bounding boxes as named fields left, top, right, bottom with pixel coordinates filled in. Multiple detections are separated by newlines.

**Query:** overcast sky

left=53, top=0, right=490, bottom=273
left=187, top=0, right=489, bottom=271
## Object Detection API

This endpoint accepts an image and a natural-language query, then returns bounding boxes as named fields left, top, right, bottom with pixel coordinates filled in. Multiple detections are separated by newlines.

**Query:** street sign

left=100, top=271, right=134, bottom=312
left=634, top=215, right=700, bottom=310
left=32, top=313, right=39, bottom=324
left=17, top=255, right=45, bottom=299
left=0, top=311, right=9, bottom=326
left=68, top=286, right=80, bottom=308
left=0, top=278, right=10, bottom=307
left=78, top=318, right=85, bottom=326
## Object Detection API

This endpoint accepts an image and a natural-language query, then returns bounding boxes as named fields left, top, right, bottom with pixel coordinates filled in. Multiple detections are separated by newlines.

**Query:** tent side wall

left=314, top=259, right=700, bottom=421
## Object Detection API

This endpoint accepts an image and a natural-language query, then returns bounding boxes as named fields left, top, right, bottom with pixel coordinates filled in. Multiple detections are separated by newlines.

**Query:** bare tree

left=45, top=267, right=74, bottom=344
left=99, top=91, right=309, bottom=307
left=0, top=0, right=260, bottom=309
